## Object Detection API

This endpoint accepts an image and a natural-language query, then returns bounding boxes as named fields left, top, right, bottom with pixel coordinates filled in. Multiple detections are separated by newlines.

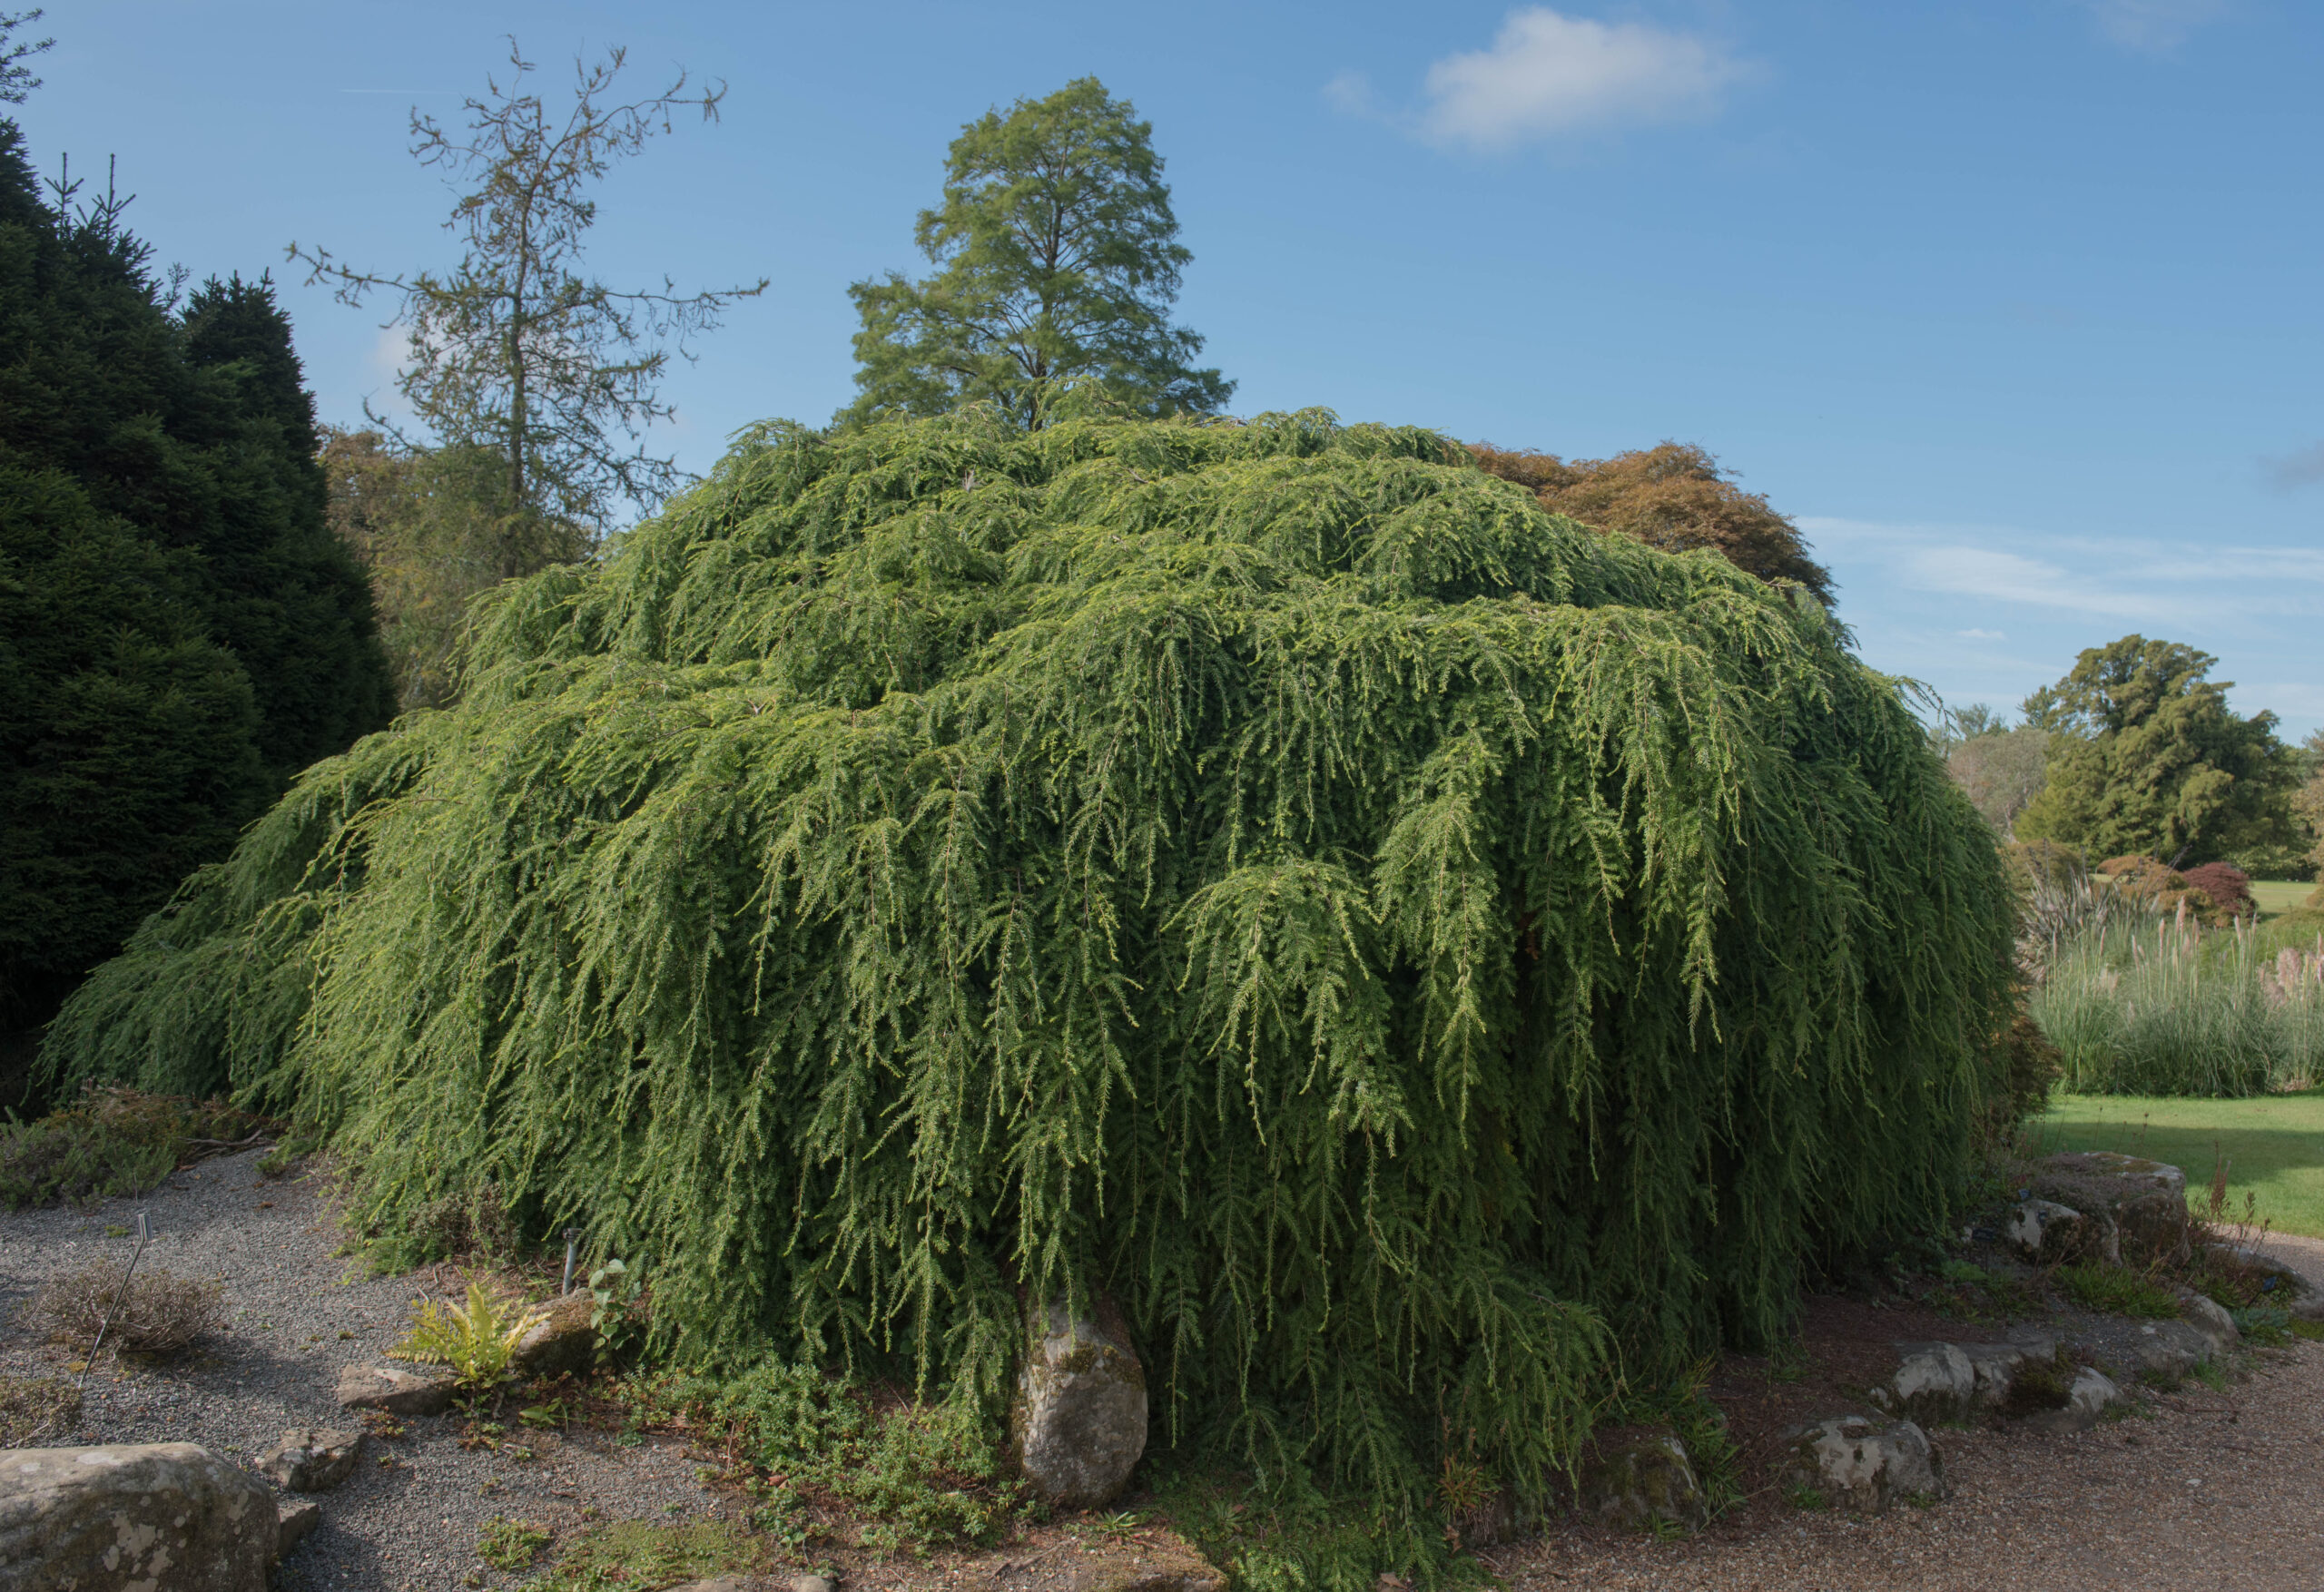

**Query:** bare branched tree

left=290, top=39, right=766, bottom=541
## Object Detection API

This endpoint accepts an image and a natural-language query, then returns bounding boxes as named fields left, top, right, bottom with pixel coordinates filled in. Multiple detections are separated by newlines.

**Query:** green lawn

left=2031, top=1090, right=2324, bottom=1238
left=2252, top=879, right=2317, bottom=920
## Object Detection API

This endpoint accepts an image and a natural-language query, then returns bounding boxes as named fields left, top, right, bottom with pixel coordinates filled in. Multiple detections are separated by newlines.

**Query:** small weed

left=31, top=1263, right=222, bottom=1359
left=1079, top=1509, right=1145, bottom=1544
left=1785, top=1483, right=1829, bottom=1511
left=2056, top=1263, right=2180, bottom=1319
left=2190, top=1361, right=2229, bottom=1392
left=389, top=1281, right=545, bottom=1394
left=2000, top=1352, right=2073, bottom=1418
left=1901, top=1489, right=1941, bottom=1508
left=477, top=1516, right=551, bottom=1570
left=0, top=1374, right=80, bottom=1444
left=519, top=1400, right=567, bottom=1430
left=1926, top=1260, right=2038, bottom=1323
left=2290, top=1319, right=2324, bottom=1342
left=2231, top=1304, right=2295, bottom=1346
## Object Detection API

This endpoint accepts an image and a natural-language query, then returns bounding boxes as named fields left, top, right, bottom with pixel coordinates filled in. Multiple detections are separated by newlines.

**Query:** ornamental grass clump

left=46, top=407, right=2014, bottom=1520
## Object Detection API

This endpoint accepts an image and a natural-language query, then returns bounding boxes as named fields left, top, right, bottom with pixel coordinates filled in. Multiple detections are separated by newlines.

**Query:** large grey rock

left=257, top=1427, right=361, bottom=1492
left=1779, top=1415, right=1945, bottom=1511
left=2032, top=1153, right=2189, bottom=1267
left=2027, top=1367, right=2128, bottom=1433
left=2004, top=1199, right=2090, bottom=1263
left=1009, top=1299, right=1147, bottom=1509
left=511, top=1292, right=596, bottom=1378
left=2134, top=1319, right=2214, bottom=1379
left=1576, top=1429, right=1706, bottom=1533
left=1869, top=1341, right=1976, bottom=1423
left=334, top=1362, right=457, bottom=1417
left=2178, top=1292, right=2240, bottom=1359
left=0, top=1441, right=276, bottom=1590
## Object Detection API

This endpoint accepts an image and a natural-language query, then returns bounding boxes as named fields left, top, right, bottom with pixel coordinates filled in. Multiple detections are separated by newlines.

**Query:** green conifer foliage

left=50, top=407, right=2013, bottom=1514
left=0, top=118, right=391, bottom=1042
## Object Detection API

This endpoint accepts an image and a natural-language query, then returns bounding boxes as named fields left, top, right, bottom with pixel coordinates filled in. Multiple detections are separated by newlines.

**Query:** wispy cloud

left=1902, top=545, right=2167, bottom=619
left=1366, top=8, right=1753, bottom=151
left=2074, top=0, right=2227, bottom=53
left=1957, top=628, right=2006, bottom=640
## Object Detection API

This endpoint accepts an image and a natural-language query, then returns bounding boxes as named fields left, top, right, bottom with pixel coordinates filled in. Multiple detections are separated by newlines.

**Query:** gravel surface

left=8, top=1153, right=2323, bottom=1591
left=1501, top=1229, right=2324, bottom=1592
left=0, top=1149, right=724, bottom=1591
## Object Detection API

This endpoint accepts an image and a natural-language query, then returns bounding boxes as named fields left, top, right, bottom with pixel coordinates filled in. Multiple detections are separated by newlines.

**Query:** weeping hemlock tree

left=842, top=78, right=1232, bottom=429
left=52, top=407, right=2014, bottom=1518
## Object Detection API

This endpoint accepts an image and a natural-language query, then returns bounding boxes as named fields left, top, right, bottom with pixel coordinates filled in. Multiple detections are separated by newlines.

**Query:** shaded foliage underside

left=51, top=407, right=2012, bottom=1517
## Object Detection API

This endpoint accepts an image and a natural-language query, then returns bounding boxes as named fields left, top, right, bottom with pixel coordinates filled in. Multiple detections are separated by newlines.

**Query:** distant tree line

left=1935, top=636, right=2316, bottom=881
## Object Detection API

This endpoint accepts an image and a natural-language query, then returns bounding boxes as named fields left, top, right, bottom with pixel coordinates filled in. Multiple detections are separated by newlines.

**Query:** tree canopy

left=52, top=408, right=2011, bottom=1521
left=0, top=116, right=390, bottom=1041
left=842, top=78, right=1231, bottom=430
left=1471, top=442, right=1833, bottom=599
left=2016, top=634, right=2294, bottom=864
left=291, top=39, right=765, bottom=541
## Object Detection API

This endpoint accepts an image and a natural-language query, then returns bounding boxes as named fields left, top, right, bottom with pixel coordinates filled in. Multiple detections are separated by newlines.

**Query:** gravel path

left=1501, top=1338, right=2324, bottom=1590
left=0, top=1150, right=724, bottom=1591
left=9, top=1154, right=2324, bottom=1591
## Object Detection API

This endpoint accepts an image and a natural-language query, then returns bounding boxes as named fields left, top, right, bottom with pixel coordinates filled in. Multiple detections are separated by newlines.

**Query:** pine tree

left=842, top=78, right=1231, bottom=429
left=0, top=116, right=390, bottom=1053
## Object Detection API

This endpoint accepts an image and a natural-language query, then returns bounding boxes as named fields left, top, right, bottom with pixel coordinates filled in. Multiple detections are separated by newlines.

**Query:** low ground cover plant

left=31, top=1261, right=222, bottom=1359
left=0, top=1086, right=274, bottom=1209
left=637, top=1360, right=1019, bottom=1554
left=2054, top=1262, right=2179, bottom=1320
left=0, top=1374, right=80, bottom=1444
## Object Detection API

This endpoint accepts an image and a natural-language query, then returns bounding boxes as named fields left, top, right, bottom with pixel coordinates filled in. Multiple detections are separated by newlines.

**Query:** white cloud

left=1957, top=628, right=2006, bottom=640
left=1415, top=8, right=1750, bottom=151
left=2075, top=0, right=2227, bottom=53
left=1902, top=545, right=2168, bottom=619
left=1323, top=70, right=1375, bottom=117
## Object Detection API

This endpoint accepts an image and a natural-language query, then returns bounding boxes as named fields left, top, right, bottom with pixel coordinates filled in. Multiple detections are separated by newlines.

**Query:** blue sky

left=18, top=1, right=2322, bottom=738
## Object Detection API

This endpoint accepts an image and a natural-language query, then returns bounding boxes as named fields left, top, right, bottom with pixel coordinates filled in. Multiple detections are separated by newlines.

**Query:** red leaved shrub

left=2179, top=862, right=2254, bottom=920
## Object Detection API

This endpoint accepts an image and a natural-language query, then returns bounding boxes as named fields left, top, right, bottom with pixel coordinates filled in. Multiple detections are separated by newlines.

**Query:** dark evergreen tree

left=0, top=116, right=390, bottom=1064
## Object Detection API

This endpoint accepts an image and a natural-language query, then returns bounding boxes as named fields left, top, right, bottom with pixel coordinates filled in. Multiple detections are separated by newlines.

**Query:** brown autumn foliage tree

left=1471, top=441, right=1832, bottom=600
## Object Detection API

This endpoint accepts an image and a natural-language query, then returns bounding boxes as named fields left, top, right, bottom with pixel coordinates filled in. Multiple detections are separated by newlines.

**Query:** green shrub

left=47, top=408, right=2017, bottom=1521
left=2230, top=1303, right=2295, bottom=1346
left=0, top=1087, right=270, bottom=1209
left=2055, top=1263, right=2179, bottom=1319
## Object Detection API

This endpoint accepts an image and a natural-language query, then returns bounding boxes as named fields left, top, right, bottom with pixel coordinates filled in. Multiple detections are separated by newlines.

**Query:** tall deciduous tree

left=2015, top=635, right=2294, bottom=864
left=290, top=39, right=765, bottom=541
left=842, top=77, right=1231, bottom=430
left=1471, top=442, right=1833, bottom=600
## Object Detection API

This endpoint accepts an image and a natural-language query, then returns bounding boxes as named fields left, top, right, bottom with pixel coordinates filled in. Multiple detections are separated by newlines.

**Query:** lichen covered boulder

left=1575, top=1429, right=1707, bottom=1532
left=1779, top=1415, right=1945, bottom=1511
left=1010, top=1300, right=1147, bottom=1509
left=0, top=1442, right=276, bottom=1590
